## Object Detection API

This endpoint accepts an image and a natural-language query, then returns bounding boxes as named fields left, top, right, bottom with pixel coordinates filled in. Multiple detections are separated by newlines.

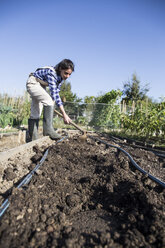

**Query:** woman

left=26, top=59, right=74, bottom=141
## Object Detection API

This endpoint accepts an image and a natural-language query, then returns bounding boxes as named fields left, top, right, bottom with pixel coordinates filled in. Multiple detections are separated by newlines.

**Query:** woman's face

left=60, top=68, right=72, bottom=80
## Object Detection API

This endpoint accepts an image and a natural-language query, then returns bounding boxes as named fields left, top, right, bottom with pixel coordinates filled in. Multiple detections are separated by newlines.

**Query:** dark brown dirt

left=0, top=136, right=164, bottom=248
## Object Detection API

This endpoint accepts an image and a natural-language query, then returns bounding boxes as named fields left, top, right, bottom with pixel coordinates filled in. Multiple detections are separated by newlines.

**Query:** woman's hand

left=63, top=113, right=71, bottom=124
left=59, top=105, right=71, bottom=124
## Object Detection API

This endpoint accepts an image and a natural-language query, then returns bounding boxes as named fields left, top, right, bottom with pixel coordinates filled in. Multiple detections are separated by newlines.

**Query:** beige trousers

left=26, top=75, right=54, bottom=119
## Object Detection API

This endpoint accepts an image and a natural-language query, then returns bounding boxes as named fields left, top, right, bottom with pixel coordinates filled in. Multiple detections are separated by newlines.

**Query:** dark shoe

left=43, top=105, right=62, bottom=140
left=28, top=119, right=39, bottom=141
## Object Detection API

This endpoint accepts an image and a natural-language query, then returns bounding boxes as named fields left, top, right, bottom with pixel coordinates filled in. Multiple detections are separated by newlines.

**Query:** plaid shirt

left=33, top=67, right=63, bottom=107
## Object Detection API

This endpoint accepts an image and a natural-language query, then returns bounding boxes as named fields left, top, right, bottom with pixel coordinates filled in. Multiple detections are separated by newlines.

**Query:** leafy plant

left=0, top=92, right=31, bottom=128
left=0, top=104, right=14, bottom=128
left=121, top=100, right=165, bottom=139
left=89, top=90, right=122, bottom=128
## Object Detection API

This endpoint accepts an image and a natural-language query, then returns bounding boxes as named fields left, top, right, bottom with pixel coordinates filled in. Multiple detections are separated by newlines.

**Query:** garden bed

left=0, top=134, right=164, bottom=247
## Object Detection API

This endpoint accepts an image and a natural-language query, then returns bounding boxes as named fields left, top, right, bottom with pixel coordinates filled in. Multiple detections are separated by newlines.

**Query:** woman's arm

left=59, top=105, right=71, bottom=124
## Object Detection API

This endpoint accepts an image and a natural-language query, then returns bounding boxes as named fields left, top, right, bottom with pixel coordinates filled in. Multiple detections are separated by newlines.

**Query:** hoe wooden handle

left=54, top=109, right=86, bottom=134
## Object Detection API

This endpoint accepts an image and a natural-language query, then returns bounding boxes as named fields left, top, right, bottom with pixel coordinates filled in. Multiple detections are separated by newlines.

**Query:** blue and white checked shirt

left=33, top=67, right=63, bottom=107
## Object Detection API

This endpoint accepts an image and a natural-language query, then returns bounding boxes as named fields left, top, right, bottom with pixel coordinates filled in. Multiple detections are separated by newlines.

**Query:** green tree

left=84, top=96, right=96, bottom=104
left=122, top=73, right=149, bottom=103
left=59, top=81, right=83, bottom=120
left=60, top=81, right=81, bottom=103
left=97, top=90, right=122, bottom=104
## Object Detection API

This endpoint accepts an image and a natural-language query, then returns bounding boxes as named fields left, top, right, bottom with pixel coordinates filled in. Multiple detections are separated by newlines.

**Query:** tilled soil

left=0, top=136, right=54, bottom=194
left=0, top=136, right=165, bottom=248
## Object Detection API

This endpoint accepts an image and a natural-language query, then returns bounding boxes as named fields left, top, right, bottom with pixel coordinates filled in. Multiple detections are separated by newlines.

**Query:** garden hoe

left=54, top=109, right=87, bottom=141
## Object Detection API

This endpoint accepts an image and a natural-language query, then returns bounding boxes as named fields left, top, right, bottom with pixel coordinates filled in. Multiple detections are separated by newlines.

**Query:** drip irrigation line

left=153, top=153, right=165, bottom=158
left=88, top=135, right=165, bottom=189
left=110, top=135, right=165, bottom=157
left=0, top=199, right=9, bottom=218
left=0, top=148, right=49, bottom=218
left=17, top=148, right=49, bottom=189
left=0, top=135, right=68, bottom=219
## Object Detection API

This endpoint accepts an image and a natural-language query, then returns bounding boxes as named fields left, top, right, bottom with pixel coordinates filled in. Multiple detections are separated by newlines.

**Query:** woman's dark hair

left=55, top=59, right=75, bottom=75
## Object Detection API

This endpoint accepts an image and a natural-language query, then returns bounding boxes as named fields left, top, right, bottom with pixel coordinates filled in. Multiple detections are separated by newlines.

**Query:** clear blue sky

left=0, top=0, right=165, bottom=101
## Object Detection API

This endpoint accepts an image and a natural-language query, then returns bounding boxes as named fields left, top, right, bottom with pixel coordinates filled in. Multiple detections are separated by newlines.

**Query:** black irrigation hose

left=110, top=135, right=165, bottom=158
left=88, top=135, right=165, bottom=189
left=0, top=148, right=49, bottom=218
left=0, top=136, right=68, bottom=218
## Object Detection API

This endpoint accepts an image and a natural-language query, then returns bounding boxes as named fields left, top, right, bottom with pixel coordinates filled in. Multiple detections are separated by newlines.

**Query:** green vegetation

left=0, top=92, right=30, bottom=130
left=1, top=74, right=165, bottom=147
left=0, top=105, right=14, bottom=128
left=121, top=100, right=165, bottom=141
left=89, top=90, right=122, bottom=129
